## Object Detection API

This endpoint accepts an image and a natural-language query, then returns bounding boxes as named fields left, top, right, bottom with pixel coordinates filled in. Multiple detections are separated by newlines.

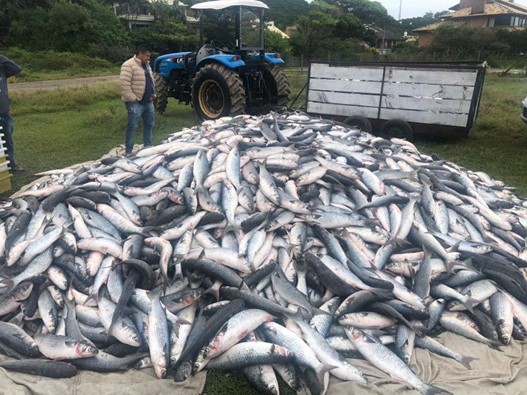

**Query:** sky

left=375, top=0, right=527, bottom=20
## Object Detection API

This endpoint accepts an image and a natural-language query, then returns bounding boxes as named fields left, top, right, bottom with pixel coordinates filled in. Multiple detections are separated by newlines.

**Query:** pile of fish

left=0, top=111, right=526, bottom=395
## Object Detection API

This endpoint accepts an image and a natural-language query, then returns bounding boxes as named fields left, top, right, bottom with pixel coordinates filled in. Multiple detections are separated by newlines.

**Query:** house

left=413, top=0, right=527, bottom=47
left=370, top=27, right=405, bottom=54
left=265, top=21, right=289, bottom=39
left=112, top=0, right=184, bottom=30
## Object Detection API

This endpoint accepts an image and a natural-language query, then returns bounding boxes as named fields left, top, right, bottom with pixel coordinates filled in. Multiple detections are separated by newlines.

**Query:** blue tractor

left=153, top=0, right=290, bottom=121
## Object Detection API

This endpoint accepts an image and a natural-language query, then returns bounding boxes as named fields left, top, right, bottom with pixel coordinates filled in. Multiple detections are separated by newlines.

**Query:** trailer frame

left=305, top=60, right=487, bottom=139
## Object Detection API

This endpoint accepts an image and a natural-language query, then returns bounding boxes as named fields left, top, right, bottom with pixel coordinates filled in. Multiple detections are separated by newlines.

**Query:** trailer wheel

left=192, top=63, right=246, bottom=121
left=343, top=115, right=372, bottom=134
left=380, top=119, right=414, bottom=140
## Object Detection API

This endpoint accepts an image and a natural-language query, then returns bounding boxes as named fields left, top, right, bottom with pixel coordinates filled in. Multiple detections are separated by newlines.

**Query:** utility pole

left=398, top=0, right=402, bottom=21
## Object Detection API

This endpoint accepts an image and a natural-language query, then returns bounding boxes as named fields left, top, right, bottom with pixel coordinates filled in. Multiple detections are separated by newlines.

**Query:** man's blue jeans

left=125, top=101, right=155, bottom=153
left=0, top=113, right=16, bottom=168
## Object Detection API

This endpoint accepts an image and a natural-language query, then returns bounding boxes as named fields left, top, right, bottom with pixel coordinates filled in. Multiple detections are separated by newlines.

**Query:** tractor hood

left=191, top=0, right=268, bottom=10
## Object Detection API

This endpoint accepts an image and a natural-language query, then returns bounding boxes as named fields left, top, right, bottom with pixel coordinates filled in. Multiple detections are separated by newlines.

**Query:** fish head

left=76, top=340, right=98, bottom=357
left=173, top=361, right=192, bottom=382
left=346, top=327, right=363, bottom=341
left=153, top=357, right=167, bottom=379
left=12, top=281, right=34, bottom=301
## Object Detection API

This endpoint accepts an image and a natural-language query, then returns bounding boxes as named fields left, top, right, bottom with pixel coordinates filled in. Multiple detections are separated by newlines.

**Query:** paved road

left=9, top=75, right=119, bottom=93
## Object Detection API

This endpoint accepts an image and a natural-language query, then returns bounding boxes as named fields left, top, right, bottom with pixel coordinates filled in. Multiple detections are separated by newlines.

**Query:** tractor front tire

left=264, top=65, right=291, bottom=109
left=154, top=73, right=168, bottom=114
left=192, top=63, right=246, bottom=121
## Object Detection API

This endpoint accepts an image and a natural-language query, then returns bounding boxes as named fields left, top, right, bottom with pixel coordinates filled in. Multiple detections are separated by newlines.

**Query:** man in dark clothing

left=0, top=55, right=23, bottom=172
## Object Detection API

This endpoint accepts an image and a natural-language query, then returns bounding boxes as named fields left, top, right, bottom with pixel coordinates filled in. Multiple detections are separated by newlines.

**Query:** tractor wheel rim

left=199, top=80, right=225, bottom=118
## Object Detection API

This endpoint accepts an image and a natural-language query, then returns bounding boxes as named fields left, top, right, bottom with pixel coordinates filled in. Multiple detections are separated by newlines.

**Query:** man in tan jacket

left=119, top=45, right=156, bottom=155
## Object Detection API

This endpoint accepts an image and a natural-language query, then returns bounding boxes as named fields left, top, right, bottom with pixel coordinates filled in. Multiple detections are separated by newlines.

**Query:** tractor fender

left=245, top=53, right=285, bottom=64
left=195, top=54, right=246, bottom=71
left=264, top=53, right=285, bottom=65
left=153, top=52, right=192, bottom=75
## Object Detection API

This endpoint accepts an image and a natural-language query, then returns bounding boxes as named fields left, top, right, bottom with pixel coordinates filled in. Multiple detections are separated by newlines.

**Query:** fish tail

left=0, top=279, right=14, bottom=295
left=411, top=321, right=428, bottom=338
left=424, top=384, right=452, bottom=395
left=223, top=224, right=237, bottom=234
left=445, top=259, right=457, bottom=272
left=315, top=365, right=333, bottom=389
left=487, top=339, right=502, bottom=351
left=203, top=285, right=220, bottom=301
left=82, top=292, right=97, bottom=306
left=459, top=355, right=478, bottom=370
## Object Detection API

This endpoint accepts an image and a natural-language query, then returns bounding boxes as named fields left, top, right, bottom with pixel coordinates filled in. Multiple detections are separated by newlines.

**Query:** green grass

left=414, top=74, right=527, bottom=198
left=4, top=48, right=120, bottom=82
left=4, top=82, right=198, bottom=197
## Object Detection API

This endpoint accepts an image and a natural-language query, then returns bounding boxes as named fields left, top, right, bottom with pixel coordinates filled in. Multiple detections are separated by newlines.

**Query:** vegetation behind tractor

left=153, top=0, right=290, bottom=121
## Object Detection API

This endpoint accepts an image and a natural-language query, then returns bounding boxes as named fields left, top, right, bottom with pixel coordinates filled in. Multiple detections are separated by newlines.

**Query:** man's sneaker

left=10, top=165, right=24, bottom=172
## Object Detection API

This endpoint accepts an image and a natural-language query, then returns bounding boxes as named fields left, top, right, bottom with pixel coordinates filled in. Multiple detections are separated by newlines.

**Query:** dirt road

left=9, top=75, right=119, bottom=93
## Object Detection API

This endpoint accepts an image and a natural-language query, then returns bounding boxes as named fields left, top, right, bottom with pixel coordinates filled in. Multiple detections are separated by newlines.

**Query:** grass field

left=2, top=70, right=527, bottom=393
left=5, top=70, right=527, bottom=199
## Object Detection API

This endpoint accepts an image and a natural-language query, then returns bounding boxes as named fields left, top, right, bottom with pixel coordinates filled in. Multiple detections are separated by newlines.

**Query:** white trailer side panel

left=306, top=62, right=481, bottom=128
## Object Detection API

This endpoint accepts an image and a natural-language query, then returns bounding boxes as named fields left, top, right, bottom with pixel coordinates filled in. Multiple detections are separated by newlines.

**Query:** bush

left=2, top=48, right=117, bottom=81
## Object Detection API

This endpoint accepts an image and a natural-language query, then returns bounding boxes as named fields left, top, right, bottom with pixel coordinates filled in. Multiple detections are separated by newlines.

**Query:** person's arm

left=0, top=55, right=21, bottom=78
left=119, top=62, right=139, bottom=102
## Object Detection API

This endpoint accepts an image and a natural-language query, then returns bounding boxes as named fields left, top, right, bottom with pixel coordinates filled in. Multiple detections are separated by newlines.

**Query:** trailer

left=305, top=61, right=487, bottom=139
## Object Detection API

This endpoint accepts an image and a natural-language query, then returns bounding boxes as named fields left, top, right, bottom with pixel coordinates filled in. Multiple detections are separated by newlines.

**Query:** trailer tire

left=380, top=119, right=414, bottom=140
left=154, top=73, right=168, bottom=114
left=192, top=63, right=246, bottom=121
left=343, top=115, right=373, bottom=134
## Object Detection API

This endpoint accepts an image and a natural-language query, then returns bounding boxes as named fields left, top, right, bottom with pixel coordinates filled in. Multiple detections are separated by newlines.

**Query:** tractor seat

left=196, top=44, right=217, bottom=64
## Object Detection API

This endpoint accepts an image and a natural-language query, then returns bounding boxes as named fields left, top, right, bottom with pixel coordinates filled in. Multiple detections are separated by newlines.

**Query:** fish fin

left=369, top=288, right=394, bottom=299
left=314, top=307, right=330, bottom=316
left=459, top=356, right=478, bottom=370
left=463, top=293, right=479, bottom=314
left=284, top=307, right=305, bottom=321
left=390, top=238, right=412, bottom=248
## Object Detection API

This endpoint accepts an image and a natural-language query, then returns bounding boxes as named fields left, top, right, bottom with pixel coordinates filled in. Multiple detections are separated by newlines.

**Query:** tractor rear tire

left=264, top=65, right=290, bottom=109
left=192, top=63, right=246, bottom=121
left=154, top=73, right=168, bottom=114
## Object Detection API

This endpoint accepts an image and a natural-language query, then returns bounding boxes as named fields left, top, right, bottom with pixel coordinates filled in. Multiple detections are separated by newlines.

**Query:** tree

left=6, top=0, right=129, bottom=54
left=130, top=19, right=198, bottom=54
left=399, top=12, right=440, bottom=34
left=427, top=24, right=509, bottom=60
left=265, top=30, right=292, bottom=58
left=261, top=0, right=310, bottom=30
